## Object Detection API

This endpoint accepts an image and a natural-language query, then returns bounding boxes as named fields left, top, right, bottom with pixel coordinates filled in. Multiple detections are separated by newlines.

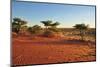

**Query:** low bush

left=43, top=30, right=64, bottom=38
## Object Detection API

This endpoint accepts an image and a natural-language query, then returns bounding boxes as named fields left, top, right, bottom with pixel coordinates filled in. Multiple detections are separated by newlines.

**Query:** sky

left=12, top=1, right=96, bottom=28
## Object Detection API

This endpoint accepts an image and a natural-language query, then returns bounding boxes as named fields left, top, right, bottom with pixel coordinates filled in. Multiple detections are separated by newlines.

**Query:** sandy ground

left=12, top=36, right=96, bottom=66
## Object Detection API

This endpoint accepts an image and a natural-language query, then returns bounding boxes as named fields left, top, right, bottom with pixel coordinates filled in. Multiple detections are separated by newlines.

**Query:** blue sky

left=12, top=1, right=95, bottom=28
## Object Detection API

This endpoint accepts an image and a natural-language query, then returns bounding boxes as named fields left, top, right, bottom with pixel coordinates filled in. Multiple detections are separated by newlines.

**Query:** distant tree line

left=12, top=17, right=89, bottom=40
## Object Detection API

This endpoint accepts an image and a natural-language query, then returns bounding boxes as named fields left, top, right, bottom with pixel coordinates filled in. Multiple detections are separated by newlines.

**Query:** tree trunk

left=45, top=26, right=48, bottom=31
left=80, top=30, right=84, bottom=41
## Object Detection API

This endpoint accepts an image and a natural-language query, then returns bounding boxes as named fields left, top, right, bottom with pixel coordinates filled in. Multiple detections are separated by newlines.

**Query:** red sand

left=12, top=36, right=96, bottom=66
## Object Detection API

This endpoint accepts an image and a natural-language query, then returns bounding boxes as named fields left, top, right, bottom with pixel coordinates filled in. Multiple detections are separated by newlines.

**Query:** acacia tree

left=41, top=20, right=52, bottom=31
left=41, top=20, right=60, bottom=31
left=73, top=23, right=89, bottom=40
left=49, top=22, right=60, bottom=32
left=12, top=18, right=27, bottom=34
left=51, top=22, right=59, bottom=27
left=41, top=20, right=60, bottom=37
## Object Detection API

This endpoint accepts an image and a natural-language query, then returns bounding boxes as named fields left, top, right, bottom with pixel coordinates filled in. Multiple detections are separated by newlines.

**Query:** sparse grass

left=12, top=34, right=96, bottom=66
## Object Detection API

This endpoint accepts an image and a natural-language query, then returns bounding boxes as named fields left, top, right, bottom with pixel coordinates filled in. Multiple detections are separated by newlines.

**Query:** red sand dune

left=12, top=36, right=96, bottom=66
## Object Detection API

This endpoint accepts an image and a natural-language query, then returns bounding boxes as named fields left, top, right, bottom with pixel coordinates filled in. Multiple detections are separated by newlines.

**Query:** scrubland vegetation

left=12, top=18, right=96, bottom=66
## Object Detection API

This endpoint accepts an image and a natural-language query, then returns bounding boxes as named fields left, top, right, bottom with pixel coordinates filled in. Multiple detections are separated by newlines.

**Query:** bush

left=28, top=25, right=43, bottom=35
left=48, top=27, right=60, bottom=32
left=43, top=30, right=64, bottom=38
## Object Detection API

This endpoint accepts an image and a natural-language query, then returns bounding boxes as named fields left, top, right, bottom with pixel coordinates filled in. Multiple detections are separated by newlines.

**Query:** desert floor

left=12, top=36, right=96, bottom=66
